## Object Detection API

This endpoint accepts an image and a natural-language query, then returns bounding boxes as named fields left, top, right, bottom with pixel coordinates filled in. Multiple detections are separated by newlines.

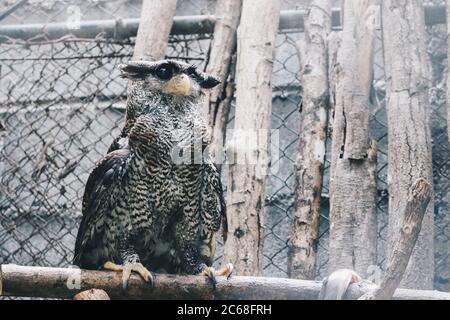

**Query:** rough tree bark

left=2, top=264, right=449, bottom=300
left=327, top=30, right=342, bottom=150
left=328, top=0, right=378, bottom=277
left=223, top=0, right=281, bottom=276
left=203, top=0, right=242, bottom=166
left=382, top=0, right=434, bottom=289
left=287, top=0, right=331, bottom=280
left=328, top=31, right=342, bottom=110
left=447, top=0, right=450, bottom=142
left=360, top=179, right=432, bottom=300
left=132, top=0, right=178, bottom=61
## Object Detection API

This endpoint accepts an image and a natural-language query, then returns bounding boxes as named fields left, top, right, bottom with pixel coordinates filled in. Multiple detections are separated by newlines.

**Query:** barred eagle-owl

left=73, top=60, right=232, bottom=290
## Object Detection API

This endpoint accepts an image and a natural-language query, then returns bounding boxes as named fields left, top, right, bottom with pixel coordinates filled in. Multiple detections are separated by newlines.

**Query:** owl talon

left=199, top=263, right=234, bottom=289
left=216, top=263, right=234, bottom=279
left=199, top=266, right=217, bottom=288
left=103, top=261, right=154, bottom=292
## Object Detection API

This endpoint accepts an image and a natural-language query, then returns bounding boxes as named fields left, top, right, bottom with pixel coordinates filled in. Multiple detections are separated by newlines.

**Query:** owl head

left=119, top=59, right=220, bottom=101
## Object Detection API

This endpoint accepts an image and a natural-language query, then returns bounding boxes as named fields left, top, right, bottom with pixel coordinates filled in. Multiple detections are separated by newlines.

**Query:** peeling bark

left=329, top=141, right=378, bottom=276
left=382, top=0, right=434, bottom=289
left=223, top=0, right=281, bottom=276
left=328, top=31, right=342, bottom=113
left=287, top=0, right=331, bottom=280
left=327, top=31, right=342, bottom=146
left=132, top=0, right=178, bottom=61
left=329, top=0, right=378, bottom=277
left=203, top=0, right=242, bottom=167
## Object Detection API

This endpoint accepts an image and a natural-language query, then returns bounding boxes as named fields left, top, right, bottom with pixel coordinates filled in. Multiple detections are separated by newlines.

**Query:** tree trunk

left=382, top=0, right=434, bottom=289
left=327, top=30, right=342, bottom=149
left=359, top=179, right=432, bottom=300
left=329, top=0, right=378, bottom=277
left=447, top=0, right=450, bottom=142
left=132, top=0, right=178, bottom=61
left=203, top=0, right=242, bottom=166
left=2, top=264, right=449, bottom=300
left=223, top=0, right=281, bottom=276
left=328, top=31, right=342, bottom=111
left=287, top=0, right=331, bottom=280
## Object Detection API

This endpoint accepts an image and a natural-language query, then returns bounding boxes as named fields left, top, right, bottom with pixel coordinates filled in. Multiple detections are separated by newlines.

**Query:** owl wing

left=73, top=148, right=130, bottom=268
left=200, top=161, right=227, bottom=241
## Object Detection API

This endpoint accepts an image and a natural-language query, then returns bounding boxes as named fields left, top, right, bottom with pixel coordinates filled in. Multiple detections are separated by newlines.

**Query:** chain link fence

left=0, top=0, right=449, bottom=294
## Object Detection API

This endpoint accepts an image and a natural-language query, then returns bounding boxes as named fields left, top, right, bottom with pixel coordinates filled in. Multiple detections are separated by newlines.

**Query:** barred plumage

left=74, top=60, right=230, bottom=287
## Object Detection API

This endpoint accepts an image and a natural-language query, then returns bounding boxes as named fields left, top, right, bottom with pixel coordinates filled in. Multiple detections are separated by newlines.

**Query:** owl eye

left=155, top=64, right=173, bottom=80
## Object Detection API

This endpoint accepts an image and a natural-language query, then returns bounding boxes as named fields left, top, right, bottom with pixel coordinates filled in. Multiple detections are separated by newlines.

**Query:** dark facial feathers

left=118, top=60, right=220, bottom=89
left=118, top=63, right=152, bottom=80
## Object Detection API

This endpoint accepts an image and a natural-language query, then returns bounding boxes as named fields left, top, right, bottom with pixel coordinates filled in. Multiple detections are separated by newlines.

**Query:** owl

left=74, top=60, right=232, bottom=291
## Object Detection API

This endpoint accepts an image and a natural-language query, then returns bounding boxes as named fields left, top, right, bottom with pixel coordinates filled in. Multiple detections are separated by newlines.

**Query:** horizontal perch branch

left=0, top=5, right=445, bottom=43
left=1, top=264, right=449, bottom=300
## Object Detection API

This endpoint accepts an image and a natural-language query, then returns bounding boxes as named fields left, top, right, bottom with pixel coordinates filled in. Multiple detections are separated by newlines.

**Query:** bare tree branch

left=133, top=0, right=178, bottom=60
left=328, top=0, right=378, bottom=277
left=359, top=178, right=432, bottom=300
left=1, top=264, right=449, bottom=300
left=287, top=0, right=331, bottom=280
left=223, top=0, right=281, bottom=276
left=382, top=0, right=434, bottom=289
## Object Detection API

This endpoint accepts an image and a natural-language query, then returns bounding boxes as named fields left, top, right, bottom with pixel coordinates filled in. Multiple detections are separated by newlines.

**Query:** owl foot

left=217, top=263, right=234, bottom=278
left=103, top=261, right=154, bottom=292
left=199, top=263, right=234, bottom=288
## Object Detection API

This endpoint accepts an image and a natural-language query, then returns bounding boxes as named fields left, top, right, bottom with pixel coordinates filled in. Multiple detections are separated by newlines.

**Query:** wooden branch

left=132, top=0, right=178, bottom=60
left=382, top=0, right=434, bottom=289
left=203, top=0, right=242, bottom=168
left=203, top=0, right=241, bottom=122
left=223, top=0, right=281, bottom=276
left=210, top=53, right=236, bottom=173
left=1, top=264, right=449, bottom=300
left=327, top=30, right=342, bottom=125
left=339, top=0, right=376, bottom=160
left=359, top=178, right=432, bottom=300
left=328, top=0, right=378, bottom=277
left=287, top=0, right=331, bottom=280
left=329, top=141, right=378, bottom=277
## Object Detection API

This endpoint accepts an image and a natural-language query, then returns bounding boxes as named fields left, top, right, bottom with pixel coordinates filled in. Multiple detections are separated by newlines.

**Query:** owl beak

left=162, top=74, right=191, bottom=96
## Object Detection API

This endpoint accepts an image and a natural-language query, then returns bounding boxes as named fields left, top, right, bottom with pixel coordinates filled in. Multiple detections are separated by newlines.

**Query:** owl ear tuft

left=199, top=75, right=220, bottom=89
left=187, top=65, right=220, bottom=89
left=119, top=62, right=152, bottom=80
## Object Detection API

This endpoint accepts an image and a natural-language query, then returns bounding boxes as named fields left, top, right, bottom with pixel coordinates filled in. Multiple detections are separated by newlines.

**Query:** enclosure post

left=203, top=0, right=242, bottom=167
left=382, top=0, right=434, bottom=289
left=447, top=0, right=450, bottom=142
left=132, top=0, right=178, bottom=61
left=287, top=0, right=331, bottom=280
left=328, top=0, right=378, bottom=277
left=359, top=179, right=432, bottom=300
left=223, top=0, right=281, bottom=276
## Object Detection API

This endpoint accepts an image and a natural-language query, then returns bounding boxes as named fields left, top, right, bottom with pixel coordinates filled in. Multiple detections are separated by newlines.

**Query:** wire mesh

left=0, top=0, right=449, bottom=295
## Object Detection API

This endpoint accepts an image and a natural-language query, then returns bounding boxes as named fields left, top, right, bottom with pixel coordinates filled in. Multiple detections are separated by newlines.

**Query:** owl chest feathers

left=113, top=114, right=210, bottom=245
